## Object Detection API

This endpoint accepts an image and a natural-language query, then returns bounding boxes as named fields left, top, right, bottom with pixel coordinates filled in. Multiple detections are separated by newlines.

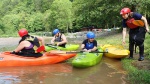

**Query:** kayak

left=45, top=44, right=79, bottom=51
left=0, top=50, right=76, bottom=67
left=72, top=48, right=103, bottom=68
left=101, top=44, right=130, bottom=58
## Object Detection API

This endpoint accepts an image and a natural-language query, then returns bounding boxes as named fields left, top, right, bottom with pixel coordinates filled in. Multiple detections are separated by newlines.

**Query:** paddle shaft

left=66, top=51, right=108, bottom=54
left=46, top=44, right=58, bottom=49
left=49, top=51, right=108, bottom=54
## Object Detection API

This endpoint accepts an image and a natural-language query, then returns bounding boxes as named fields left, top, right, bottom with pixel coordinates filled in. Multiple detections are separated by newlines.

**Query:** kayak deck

left=72, top=48, right=103, bottom=68
left=0, top=51, right=76, bottom=67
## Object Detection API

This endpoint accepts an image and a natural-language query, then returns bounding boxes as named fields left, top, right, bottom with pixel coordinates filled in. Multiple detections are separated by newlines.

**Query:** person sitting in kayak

left=51, top=29, right=67, bottom=47
left=81, top=31, right=98, bottom=52
left=11, top=28, right=45, bottom=57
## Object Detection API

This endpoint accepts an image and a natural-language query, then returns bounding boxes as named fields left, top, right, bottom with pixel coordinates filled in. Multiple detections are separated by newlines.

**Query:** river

left=0, top=36, right=129, bottom=84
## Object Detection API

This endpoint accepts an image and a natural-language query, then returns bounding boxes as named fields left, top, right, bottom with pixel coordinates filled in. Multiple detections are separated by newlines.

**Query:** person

left=51, top=29, right=67, bottom=47
left=120, top=7, right=149, bottom=61
left=11, top=28, right=45, bottom=57
left=81, top=31, right=98, bottom=52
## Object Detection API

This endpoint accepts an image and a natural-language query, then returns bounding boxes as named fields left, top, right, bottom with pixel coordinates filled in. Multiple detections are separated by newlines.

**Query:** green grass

left=97, top=32, right=129, bottom=49
left=122, top=59, right=150, bottom=84
left=96, top=32, right=150, bottom=84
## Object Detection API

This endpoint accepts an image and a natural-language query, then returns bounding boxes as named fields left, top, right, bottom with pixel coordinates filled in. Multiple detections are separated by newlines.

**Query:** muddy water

left=0, top=37, right=128, bottom=84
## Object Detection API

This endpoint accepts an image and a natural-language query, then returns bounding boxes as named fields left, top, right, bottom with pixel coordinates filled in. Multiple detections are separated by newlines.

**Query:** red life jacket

left=126, top=18, right=138, bottom=29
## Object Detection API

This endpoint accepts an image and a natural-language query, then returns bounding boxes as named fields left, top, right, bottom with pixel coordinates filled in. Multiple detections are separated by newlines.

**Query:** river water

left=0, top=36, right=129, bottom=84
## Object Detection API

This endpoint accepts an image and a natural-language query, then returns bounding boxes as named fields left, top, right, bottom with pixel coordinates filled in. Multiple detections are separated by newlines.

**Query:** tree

left=49, top=0, right=72, bottom=33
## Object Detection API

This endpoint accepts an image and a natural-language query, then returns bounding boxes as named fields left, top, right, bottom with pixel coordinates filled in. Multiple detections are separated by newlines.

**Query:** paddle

left=36, top=45, right=45, bottom=52
left=132, top=20, right=150, bottom=34
left=132, top=20, right=144, bottom=27
left=66, top=51, right=108, bottom=54
left=48, top=50, right=108, bottom=54
left=45, top=44, right=60, bottom=49
left=46, top=44, right=61, bottom=50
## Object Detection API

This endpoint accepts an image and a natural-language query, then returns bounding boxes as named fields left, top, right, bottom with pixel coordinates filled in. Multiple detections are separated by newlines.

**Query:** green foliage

left=27, top=12, right=44, bottom=32
left=1, top=14, right=20, bottom=34
left=144, top=33, right=150, bottom=59
left=49, top=0, right=72, bottom=33
left=0, top=0, right=150, bottom=34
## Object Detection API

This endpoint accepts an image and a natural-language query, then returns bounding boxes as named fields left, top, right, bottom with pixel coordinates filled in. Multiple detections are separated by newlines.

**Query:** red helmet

left=120, top=8, right=131, bottom=15
left=18, top=29, right=28, bottom=37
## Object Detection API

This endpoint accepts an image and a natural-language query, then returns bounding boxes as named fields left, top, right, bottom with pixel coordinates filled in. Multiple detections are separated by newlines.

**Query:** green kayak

left=72, top=48, right=103, bottom=68
left=45, top=44, right=79, bottom=51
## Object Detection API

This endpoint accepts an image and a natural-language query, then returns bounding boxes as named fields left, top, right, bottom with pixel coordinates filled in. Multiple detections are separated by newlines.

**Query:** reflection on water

left=0, top=60, right=127, bottom=84
left=0, top=63, right=72, bottom=84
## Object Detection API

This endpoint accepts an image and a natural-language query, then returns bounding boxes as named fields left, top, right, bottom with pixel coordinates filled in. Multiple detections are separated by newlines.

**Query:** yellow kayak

left=101, top=44, right=130, bottom=58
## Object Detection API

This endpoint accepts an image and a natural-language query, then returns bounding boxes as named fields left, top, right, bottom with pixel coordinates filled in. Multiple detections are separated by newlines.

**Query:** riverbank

left=97, top=32, right=150, bottom=84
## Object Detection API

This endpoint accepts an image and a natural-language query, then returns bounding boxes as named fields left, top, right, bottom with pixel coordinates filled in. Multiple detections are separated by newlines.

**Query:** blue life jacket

left=85, top=42, right=94, bottom=50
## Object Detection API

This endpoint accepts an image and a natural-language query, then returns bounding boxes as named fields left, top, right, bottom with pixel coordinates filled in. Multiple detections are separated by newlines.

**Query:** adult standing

left=120, top=7, right=149, bottom=61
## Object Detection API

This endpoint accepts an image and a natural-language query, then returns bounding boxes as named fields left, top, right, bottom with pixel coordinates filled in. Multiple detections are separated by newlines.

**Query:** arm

left=81, top=43, right=88, bottom=52
left=91, top=46, right=97, bottom=52
left=90, top=40, right=97, bottom=52
left=81, top=40, right=86, bottom=49
left=122, top=28, right=127, bottom=44
left=50, top=36, right=55, bottom=44
left=37, top=36, right=45, bottom=46
left=141, top=16, right=149, bottom=32
left=14, top=41, right=27, bottom=52
left=81, top=44, right=85, bottom=49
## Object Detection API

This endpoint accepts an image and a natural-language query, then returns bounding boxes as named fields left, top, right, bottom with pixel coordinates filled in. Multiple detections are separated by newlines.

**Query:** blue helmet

left=53, top=29, right=59, bottom=35
left=86, top=32, right=95, bottom=39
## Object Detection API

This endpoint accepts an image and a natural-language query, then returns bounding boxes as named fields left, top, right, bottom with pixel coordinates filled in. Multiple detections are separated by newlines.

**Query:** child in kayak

left=11, top=28, right=45, bottom=57
left=81, top=31, right=98, bottom=52
left=51, top=29, right=67, bottom=47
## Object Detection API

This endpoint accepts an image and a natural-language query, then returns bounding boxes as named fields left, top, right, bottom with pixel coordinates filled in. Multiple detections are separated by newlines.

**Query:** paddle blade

left=132, top=20, right=144, bottom=27
left=37, top=46, right=45, bottom=52
left=3, top=51, right=11, bottom=55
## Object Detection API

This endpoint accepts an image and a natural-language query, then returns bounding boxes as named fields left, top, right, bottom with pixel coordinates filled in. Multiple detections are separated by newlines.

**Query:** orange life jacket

left=126, top=18, right=138, bottom=29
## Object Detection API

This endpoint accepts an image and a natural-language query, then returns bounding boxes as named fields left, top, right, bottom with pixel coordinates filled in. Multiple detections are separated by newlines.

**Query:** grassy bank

left=97, top=32, right=150, bottom=84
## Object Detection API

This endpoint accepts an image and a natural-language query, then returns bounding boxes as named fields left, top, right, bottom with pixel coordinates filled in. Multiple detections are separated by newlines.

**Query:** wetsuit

left=82, top=39, right=97, bottom=50
left=122, top=12, right=146, bottom=59
left=54, top=33, right=66, bottom=47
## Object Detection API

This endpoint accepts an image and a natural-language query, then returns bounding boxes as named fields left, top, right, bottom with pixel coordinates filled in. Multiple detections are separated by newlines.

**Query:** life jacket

left=20, top=36, right=41, bottom=54
left=54, top=33, right=66, bottom=47
left=54, top=33, right=62, bottom=42
left=126, top=18, right=138, bottom=29
left=85, top=42, right=94, bottom=50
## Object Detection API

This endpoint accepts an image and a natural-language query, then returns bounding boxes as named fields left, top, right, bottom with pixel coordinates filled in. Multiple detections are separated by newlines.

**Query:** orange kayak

left=0, top=50, right=76, bottom=67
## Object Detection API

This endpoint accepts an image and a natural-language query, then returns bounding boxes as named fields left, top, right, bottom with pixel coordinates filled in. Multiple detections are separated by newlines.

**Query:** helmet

left=86, top=32, right=95, bottom=39
left=120, top=8, right=131, bottom=15
left=53, top=29, right=59, bottom=35
left=18, top=29, right=28, bottom=37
